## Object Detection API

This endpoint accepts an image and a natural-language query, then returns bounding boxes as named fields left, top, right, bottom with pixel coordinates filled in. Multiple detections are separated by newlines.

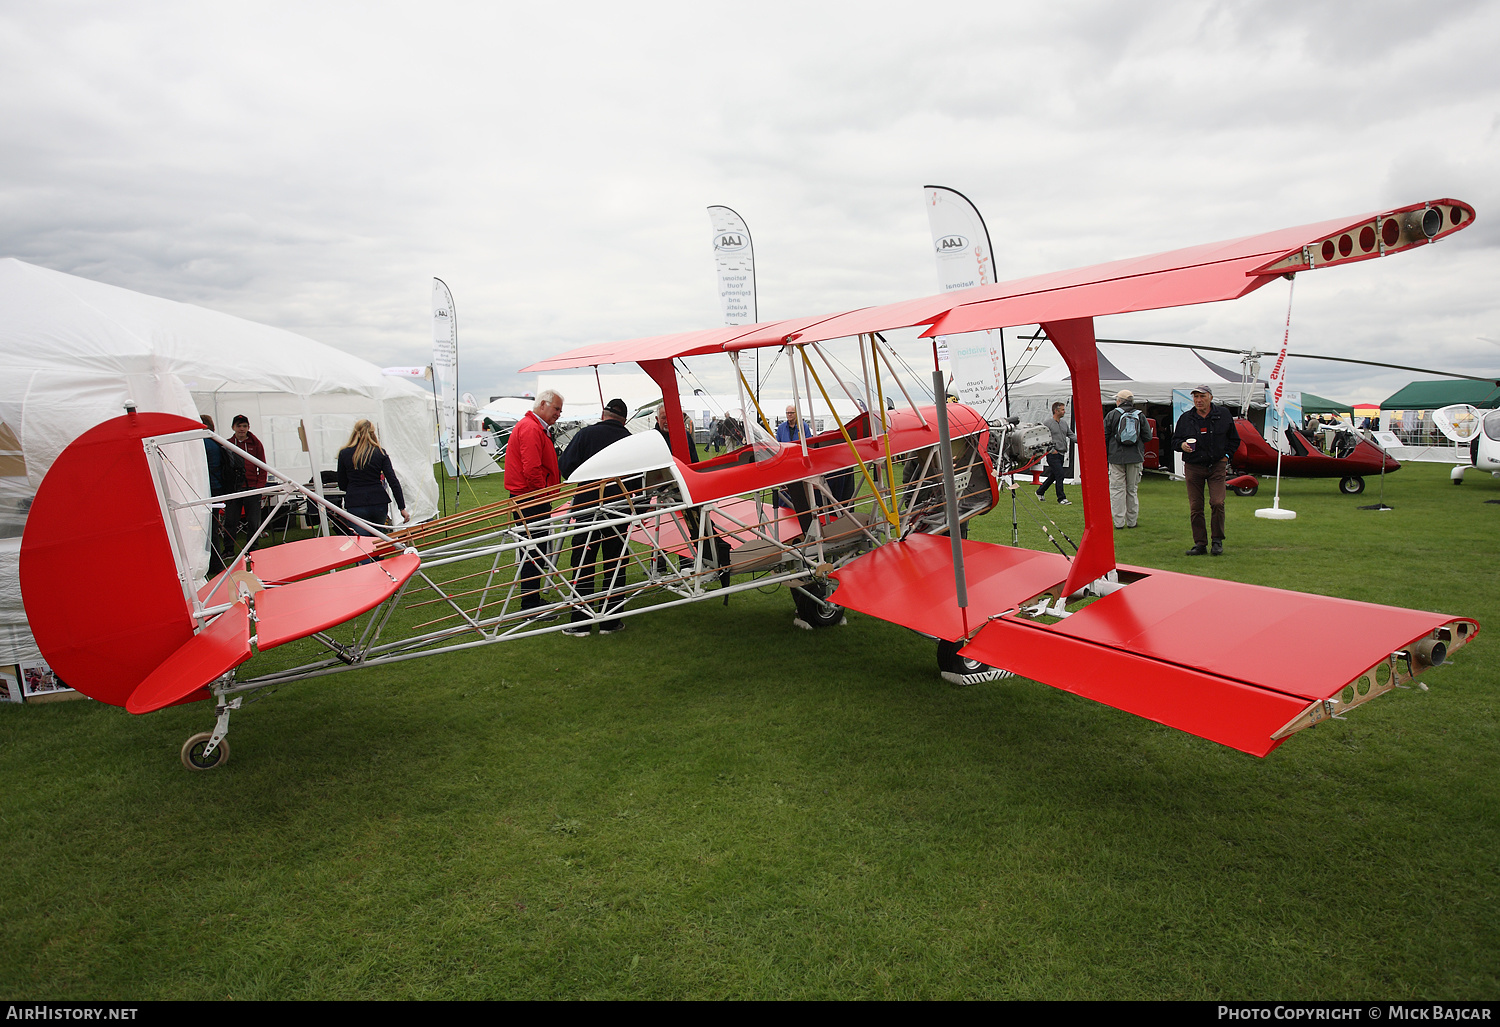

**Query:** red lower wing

left=831, top=535, right=1472, bottom=757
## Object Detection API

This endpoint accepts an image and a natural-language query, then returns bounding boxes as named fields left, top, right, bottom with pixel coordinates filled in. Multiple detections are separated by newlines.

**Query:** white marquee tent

left=0, top=258, right=438, bottom=666
left=1004, top=342, right=1264, bottom=424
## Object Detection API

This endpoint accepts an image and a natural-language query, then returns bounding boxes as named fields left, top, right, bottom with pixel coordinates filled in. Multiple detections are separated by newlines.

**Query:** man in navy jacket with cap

left=1171, top=384, right=1241, bottom=556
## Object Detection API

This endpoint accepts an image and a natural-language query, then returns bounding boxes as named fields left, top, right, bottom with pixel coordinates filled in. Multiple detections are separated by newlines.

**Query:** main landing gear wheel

left=1233, top=482, right=1259, bottom=497
left=936, top=639, right=1013, bottom=686
left=1339, top=476, right=1366, bottom=495
left=792, top=579, right=845, bottom=630
left=181, top=732, right=230, bottom=771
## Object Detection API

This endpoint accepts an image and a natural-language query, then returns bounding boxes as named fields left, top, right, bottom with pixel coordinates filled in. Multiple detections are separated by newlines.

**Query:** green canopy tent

left=1380, top=379, right=1500, bottom=448
left=1298, top=391, right=1354, bottom=416
left=1381, top=380, right=1500, bottom=411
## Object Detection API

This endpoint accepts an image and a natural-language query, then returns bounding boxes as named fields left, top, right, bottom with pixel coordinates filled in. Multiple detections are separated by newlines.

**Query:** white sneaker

left=1058, top=499, right=1072, bottom=506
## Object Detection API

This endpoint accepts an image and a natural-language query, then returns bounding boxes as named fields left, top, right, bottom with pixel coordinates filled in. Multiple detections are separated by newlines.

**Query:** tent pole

left=443, top=279, right=461, bottom=516
left=299, top=397, right=330, bottom=537
left=429, top=367, right=447, bottom=519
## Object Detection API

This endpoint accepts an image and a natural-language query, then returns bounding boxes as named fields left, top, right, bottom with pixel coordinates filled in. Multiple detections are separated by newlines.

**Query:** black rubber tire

left=937, top=639, right=988, bottom=676
left=1234, top=483, right=1258, bottom=497
left=181, top=732, right=230, bottom=771
left=1339, top=476, right=1365, bottom=495
left=792, top=579, right=844, bottom=628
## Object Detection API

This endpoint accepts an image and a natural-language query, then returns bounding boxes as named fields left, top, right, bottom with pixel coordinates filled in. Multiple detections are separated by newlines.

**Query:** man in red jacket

left=225, top=414, right=268, bottom=548
left=504, top=391, right=564, bottom=616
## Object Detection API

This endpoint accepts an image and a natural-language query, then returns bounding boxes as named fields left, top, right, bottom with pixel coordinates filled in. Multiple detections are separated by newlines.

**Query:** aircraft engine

left=988, top=419, right=1053, bottom=475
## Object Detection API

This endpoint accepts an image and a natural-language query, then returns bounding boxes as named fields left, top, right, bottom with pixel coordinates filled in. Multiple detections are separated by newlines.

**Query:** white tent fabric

left=476, top=396, right=537, bottom=424
left=0, top=258, right=438, bottom=664
left=535, top=372, right=661, bottom=416
left=1004, top=342, right=1263, bottom=423
left=446, top=436, right=500, bottom=476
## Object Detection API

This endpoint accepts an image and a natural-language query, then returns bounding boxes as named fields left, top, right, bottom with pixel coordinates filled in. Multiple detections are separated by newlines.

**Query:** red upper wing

left=518, top=200, right=1473, bottom=370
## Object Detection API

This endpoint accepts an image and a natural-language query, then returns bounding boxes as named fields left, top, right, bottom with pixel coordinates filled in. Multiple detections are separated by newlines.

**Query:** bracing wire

left=756, top=347, right=783, bottom=395
left=874, top=333, right=936, bottom=403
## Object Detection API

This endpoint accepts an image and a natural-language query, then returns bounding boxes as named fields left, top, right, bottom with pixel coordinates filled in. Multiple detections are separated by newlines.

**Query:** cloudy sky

left=2, top=0, right=1497, bottom=405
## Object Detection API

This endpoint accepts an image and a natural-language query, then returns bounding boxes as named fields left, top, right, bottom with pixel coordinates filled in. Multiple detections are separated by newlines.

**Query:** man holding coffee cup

left=1171, top=385, right=1241, bottom=556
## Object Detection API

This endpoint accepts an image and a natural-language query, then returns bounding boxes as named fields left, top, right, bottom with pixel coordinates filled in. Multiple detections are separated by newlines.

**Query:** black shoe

left=1211, top=540, right=1223, bottom=556
left=1185, top=544, right=1208, bottom=556
left=599, top=621, right=625, bottom=635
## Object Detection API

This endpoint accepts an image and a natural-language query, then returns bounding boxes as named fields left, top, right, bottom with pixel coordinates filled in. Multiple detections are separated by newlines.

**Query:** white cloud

left=0, top=0, right=1495, bottom=402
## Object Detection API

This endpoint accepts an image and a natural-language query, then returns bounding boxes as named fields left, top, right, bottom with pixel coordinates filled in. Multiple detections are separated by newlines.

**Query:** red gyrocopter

left=1226, top=417, right=1400, bottom=496
left=19, top=197, right=1480, bottom=768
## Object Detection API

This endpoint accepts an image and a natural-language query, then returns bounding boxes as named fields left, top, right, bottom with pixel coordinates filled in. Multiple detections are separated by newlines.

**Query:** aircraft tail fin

left=22, top=412, right=423, bottom=713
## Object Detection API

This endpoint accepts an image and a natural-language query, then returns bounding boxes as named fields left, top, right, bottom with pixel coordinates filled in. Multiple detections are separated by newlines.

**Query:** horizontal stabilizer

left=254, top=554, right=421, bottom=651
left=126, top=602, right=253, bottom=714
left=200, top=535, right=381, bottom=604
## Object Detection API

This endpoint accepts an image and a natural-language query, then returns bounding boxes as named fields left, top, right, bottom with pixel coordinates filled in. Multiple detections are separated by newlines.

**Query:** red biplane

left=19, top=198, right=1480, bottom=768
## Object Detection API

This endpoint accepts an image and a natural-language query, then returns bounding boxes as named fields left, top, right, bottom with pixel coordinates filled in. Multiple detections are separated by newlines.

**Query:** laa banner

left=708, top=206, right=757, bottom=326
left=432, top=278, right=458, bottom=476
left=924, top=185, right=1007, bottom=417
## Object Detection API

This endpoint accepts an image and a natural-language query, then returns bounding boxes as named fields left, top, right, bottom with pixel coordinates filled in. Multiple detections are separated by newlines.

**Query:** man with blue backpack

left=1103, top=389, right=1154, bottom=530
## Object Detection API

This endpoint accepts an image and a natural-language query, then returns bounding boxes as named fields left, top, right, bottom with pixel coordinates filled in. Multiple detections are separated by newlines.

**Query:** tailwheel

left=792, top=578, right=845, bottom=630
left=1233, top=482, right=1259, bottom=497
left=181, top=732, right=230, bottom=771
left=937, top=639, right=1013, bottom=686
left=1339, top=476, right=1366, bottom=495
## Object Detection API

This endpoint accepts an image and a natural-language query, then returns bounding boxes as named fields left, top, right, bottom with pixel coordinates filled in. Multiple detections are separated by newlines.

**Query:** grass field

left=2, top=461, right=1496, bottom=999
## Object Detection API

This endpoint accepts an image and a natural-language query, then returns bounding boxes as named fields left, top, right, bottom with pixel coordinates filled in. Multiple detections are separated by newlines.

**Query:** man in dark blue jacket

left=558, top=399, right=634, bottom=636
left=1171, top=385, right=1241, bottom=556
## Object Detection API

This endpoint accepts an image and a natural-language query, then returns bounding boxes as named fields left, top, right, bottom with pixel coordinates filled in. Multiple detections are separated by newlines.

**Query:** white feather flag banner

left=432, top=278, right=458, bottom=475
left=1265, top=278, right=1295, bottom=454
left=708, top=206, right=757, bottom=326
left=924, top=185, right=1006, bottom=416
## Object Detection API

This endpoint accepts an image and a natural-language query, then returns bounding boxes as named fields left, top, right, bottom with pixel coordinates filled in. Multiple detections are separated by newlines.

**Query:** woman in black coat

left=336, top=419, right=411, bottom=534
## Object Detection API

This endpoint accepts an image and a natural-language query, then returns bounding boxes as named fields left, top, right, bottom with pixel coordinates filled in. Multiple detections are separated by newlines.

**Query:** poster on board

left=0, top=665, right=21, bottom=703
left=19, top=661, right=71, bottom=699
